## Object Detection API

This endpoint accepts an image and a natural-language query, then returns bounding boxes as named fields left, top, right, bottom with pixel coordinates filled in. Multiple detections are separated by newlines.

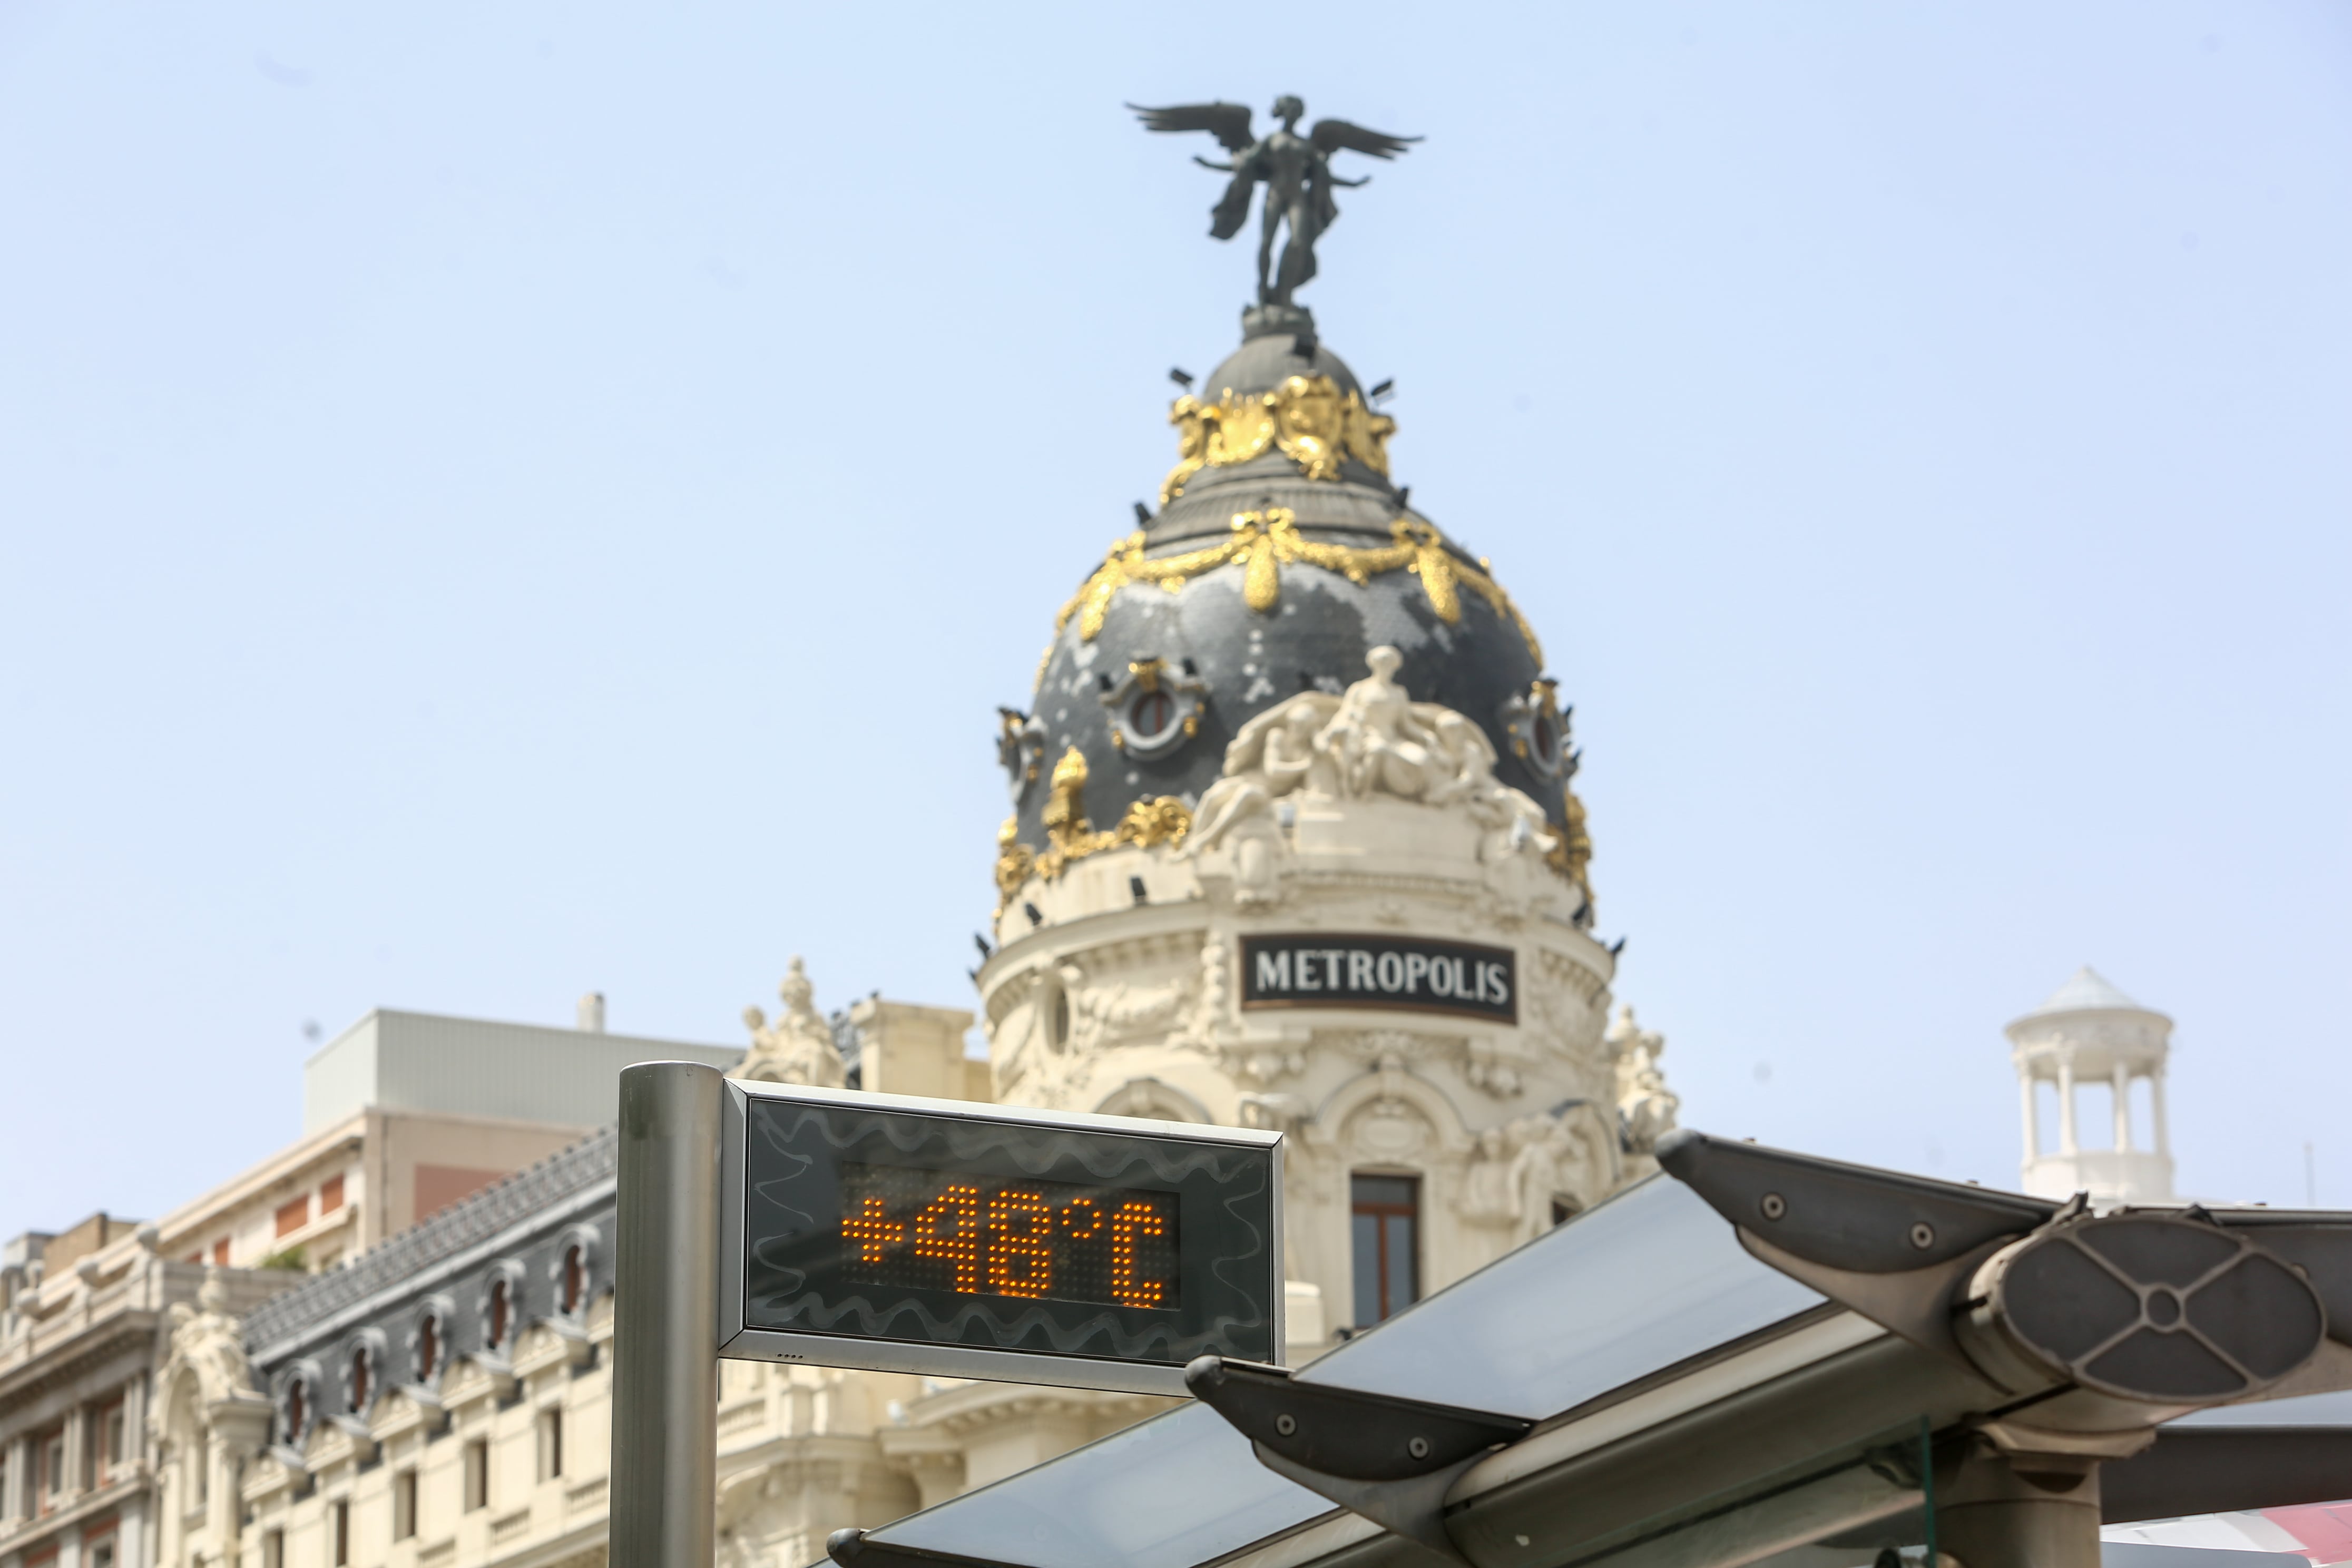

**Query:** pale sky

left=4, top=2, right=2347, bottom=1240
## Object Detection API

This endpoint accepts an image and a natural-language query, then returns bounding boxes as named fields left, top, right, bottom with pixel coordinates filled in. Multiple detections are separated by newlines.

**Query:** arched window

left=284, top=1378, right=308, bottom=1446
left=487, top=1277, right=511, bottom=1350
left=416, top=1314, right=439, bottom=1382
left=560, top=1245, right=583, bottom=1317
left=348, top=1345, right=371, bottom=1413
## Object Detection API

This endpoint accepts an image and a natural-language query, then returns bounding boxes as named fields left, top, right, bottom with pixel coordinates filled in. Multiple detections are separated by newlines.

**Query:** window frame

left=393, top=1467, right=418, bottom=1542
left=536, top=1407, right=563, bottom=1483
left=1349, top=1172, right=1423, bottom=1328
left=463, top=1437, right=489, bottom=1513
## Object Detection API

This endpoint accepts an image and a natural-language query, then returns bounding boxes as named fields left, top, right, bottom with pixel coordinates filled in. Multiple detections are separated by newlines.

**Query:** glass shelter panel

left=1302, top=1175, right=1826, bottom=1418
left=868, top=1402, right=1328, bottom=1568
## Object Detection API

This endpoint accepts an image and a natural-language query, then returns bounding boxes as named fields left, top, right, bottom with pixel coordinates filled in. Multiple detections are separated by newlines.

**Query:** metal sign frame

left=717, top=1077, right=1285, bottom=1396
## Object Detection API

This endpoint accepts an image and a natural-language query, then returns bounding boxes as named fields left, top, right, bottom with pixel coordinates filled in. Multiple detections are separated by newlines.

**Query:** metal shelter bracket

left=827, top=1527, right=1031, bottom=1568
left=1185, top=1355, right=1533, bottom=1565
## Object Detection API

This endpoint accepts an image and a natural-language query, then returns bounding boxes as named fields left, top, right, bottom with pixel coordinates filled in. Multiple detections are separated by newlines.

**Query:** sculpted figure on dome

left=1317, top=644, right=1446, bottom=799
left=1181, top=647, right=1561, bottom=871
left=1130, top=96, right=1418, bottom=309
left=738, top=957, right=847, bottom=1089
left=1178, top=694, right=1337, bottom=859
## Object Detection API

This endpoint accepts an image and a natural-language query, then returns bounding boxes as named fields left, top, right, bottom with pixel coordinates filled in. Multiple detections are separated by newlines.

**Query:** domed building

left=976, top=298, right=1671, bottom=1351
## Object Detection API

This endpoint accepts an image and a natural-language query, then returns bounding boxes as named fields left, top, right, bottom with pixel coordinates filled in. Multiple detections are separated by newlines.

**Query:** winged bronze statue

left=1130, top=96, right=1419, bottom=308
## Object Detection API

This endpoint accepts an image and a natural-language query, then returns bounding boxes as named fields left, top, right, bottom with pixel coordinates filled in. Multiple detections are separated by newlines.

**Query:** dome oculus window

left=1096, top=655, right=1210, bottom=761
left=1498, top=678, right=1572, bottom=780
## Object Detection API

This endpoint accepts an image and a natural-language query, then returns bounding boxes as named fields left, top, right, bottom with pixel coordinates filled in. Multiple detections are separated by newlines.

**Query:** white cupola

left=2007, top=967, right=2175, bottom=1205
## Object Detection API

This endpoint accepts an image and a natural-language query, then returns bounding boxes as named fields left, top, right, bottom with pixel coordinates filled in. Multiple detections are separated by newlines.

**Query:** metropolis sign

left=717, top=1080, right=1284, bottom=1395
left=1238, top=933, right=1517, bottom=1025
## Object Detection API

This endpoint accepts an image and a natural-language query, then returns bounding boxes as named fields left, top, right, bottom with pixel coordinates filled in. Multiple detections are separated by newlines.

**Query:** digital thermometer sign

left=718, top=1080, right=1283, bottom=1394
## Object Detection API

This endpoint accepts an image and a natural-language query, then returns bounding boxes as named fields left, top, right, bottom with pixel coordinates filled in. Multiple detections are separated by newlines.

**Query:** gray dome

left=998, top=323, right=1582, bottom=890
left=1198, top=328, right=1366, bottom=403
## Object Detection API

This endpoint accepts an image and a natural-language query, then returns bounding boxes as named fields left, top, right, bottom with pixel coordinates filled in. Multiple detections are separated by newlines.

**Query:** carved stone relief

left=739, top=958, right=848, bottom=1090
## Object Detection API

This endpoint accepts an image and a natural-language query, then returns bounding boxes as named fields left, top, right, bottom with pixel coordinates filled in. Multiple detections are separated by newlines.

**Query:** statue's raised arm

left=1131, top=96, right=1419, bottom=311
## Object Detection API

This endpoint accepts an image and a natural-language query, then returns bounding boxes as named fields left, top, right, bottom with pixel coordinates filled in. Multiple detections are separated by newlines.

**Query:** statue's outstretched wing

left=1128, top=101, right=1256, bottom=153
left=1310, top=119, right=1422, bottom=160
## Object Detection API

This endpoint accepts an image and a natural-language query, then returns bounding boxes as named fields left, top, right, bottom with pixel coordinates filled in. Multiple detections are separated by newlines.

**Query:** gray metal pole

left=1935, top=1439, right=2102, bottom=1568
left=612, top=1062, right=724, bottom=1568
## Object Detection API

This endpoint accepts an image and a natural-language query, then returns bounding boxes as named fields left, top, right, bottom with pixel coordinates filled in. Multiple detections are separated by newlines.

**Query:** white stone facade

left=982, top=651, right=1657, bottom=1340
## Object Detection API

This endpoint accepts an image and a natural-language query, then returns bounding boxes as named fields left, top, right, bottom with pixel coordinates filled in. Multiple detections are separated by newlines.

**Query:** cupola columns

left=2006, top=966, right=2175, bottom=1205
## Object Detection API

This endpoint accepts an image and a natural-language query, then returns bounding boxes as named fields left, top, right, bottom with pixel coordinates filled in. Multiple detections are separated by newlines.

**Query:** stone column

left=64, top=1405, right=89, bottom=1495
left=2, top=1433, right=25, bottom=1522
left=2055, top=1056, right=2078, bottom=1155
left=2017, top=1070, right=2039, bottom=1163
left=204, top=1400, right=272, bottom=1565
left=119, top=1498, right=148, bottom=1568
left=2112, top=1065, right=2132, bottom=1152
left=153, top=1440, right=182, bottom=1568
left=2150, top=1069, right=2170, bottom=1159
left=204, top=1436, right=239, bottom=1558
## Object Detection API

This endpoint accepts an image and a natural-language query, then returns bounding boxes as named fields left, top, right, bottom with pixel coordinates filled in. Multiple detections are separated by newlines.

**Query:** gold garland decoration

left=1050, top=510, right=1543, bottom=669
left=1161, top=374, right=1395, bottom=506
left=995, top=748, right=1195, bottom=914
left=1546, top=783, right=1595, bottom=915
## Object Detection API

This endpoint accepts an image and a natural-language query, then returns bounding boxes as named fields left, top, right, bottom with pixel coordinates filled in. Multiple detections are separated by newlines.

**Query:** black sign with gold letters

left=1238, top=933, right=1516, bottom=1024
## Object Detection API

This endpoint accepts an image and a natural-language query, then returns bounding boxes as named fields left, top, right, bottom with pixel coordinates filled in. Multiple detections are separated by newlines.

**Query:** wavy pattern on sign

left=743, top=1102, right=1274, bottom=1363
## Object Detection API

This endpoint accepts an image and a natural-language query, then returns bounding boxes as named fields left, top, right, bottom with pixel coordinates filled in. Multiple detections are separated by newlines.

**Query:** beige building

left=0, top=1011, right=738, bottom=1568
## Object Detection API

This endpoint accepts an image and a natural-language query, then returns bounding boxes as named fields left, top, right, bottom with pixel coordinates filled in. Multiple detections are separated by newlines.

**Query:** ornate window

left=473, top=1260, right=524, bottom=1363
left=1350, top=1174, right=1421, bottom=1327
left=282, top=1377, right=309, bottom=1447
left=408, top=1300, right=450, bottom=1386
left=485, top=1276, right=512, bottom=1352
left=344, top=1339, right=377, bottom=1416
left=547, top=1224, right=601, bottom=1321
left=1096, top=655, right=1210, bottom=760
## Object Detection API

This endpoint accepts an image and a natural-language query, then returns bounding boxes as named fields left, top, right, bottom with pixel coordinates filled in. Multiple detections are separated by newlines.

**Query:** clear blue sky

left=4, top=3, right=2347, bottom=1239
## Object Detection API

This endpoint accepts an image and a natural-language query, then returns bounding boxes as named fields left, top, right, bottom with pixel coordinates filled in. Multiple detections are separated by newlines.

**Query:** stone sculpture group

left=1181, top=645, right=1559, bottom=878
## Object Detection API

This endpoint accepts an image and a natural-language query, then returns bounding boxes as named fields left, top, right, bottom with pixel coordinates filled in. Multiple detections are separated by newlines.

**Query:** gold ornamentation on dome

left=1159, top=375, right=1395, bottom=505
left=1547, top=785, right=1595, bottom=915
left=1035, top=747, right=1118, bottom=880
left=993, top=817, right=1035, bottom=918
left=1052, top=511, right=1543, bottom=665
left=995, top=776, right=1194, bottom=906
left=1114, top=796, right=1193, bottom=850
